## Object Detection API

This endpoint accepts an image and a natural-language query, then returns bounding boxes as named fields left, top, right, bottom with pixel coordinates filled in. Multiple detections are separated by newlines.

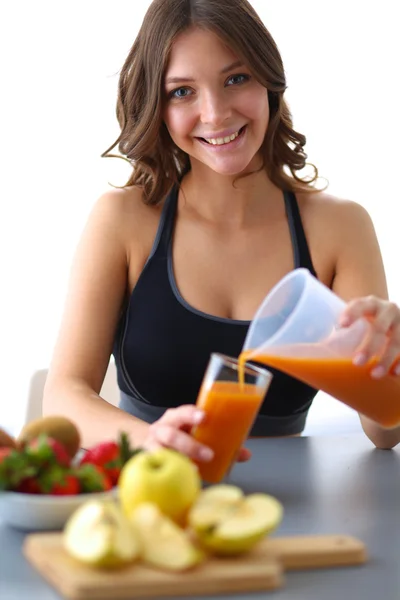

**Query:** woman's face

left=163, top=27, right=269, bottom=176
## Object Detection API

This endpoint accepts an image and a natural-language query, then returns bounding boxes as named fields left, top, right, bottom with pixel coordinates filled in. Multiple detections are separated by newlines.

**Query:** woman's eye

left=226, top=74, right=250, bottom=86
left=169, top=87, right=192, bottom=99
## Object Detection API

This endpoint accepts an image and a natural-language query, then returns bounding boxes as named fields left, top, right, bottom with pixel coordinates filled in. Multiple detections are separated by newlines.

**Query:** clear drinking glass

left=191, top=353, right=273, bottom=483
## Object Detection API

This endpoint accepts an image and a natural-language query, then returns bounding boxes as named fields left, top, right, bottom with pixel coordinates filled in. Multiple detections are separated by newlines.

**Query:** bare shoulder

left=296, top=190, right=377, bottom=247
left=297, top=189, right=386, bottom=299
left=91, top=186, right=161, bottom=232
left=89, top=186, right=163, bottom=254
left=297, top=189, right=372, bottom=223
left=294, top=190, right=380, bottom=288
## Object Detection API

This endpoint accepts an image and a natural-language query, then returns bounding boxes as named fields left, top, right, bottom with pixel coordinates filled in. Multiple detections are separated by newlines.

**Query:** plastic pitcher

left=241, top=268, right=400, bottom=428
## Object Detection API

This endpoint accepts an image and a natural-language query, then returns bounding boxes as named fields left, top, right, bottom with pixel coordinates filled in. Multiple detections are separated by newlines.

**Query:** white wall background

left=0, top=1, right=398, bottom=436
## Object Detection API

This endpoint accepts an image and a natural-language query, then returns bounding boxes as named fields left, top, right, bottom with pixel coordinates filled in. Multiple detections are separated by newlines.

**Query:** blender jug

left=241, top=268, right=400, bottom=428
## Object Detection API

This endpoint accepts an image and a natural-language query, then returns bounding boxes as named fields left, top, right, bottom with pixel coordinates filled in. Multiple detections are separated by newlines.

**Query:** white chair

left=24, top=360, right=119, bottom=425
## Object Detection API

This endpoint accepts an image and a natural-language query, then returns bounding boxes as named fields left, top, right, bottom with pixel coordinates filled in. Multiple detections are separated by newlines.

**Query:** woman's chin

left=200, top=158, right=256, bottom=178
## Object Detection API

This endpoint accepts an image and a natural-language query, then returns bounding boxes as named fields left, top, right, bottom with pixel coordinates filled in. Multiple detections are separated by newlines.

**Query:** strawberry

left=50, top=474, right=80, bottom=496
left=37, top=464, right=80, bottom=495
left=26, top=434, right=71, bottom=468
left=74, top=463, right=113, bottom=493
left=0, top=447, right=12, bottom=463
left=15, top=477, right=41, bottom=494
left=0, top=447, right=38, bottom=491
left=79, top=432, right=140, bottom=486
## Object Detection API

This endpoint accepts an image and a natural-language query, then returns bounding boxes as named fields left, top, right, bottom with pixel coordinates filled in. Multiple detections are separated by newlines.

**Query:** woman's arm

left=43, top=188, right=150, bottom=448
left=330, top=198, right=400, bottom=449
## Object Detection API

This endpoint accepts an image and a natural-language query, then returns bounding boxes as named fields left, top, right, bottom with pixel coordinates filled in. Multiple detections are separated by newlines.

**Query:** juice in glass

left=191, top=354, right=272, bottom=483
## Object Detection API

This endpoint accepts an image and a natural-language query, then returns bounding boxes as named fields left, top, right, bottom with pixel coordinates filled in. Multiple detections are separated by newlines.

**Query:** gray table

left=1, top=434, right=400, bottom=599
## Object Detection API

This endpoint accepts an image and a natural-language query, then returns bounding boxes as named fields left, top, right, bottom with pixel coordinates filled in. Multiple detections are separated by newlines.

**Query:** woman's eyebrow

left=165, top=60, right=244, bottom=85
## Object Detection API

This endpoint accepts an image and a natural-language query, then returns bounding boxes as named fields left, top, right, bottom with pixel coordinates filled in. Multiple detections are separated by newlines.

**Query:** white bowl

left=0, top=488, right=119, bottom=531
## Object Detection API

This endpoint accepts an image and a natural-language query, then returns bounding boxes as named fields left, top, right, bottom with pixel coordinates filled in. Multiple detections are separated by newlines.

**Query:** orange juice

left=240, top=351, right=400, bottom=428
left=192, top=381, right=264, bottom=483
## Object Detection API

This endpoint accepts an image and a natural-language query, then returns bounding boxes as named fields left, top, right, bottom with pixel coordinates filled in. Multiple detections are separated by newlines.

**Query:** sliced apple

left=64, top=499, right=141, bottom=568
left=130, top=502, right=204, bottom=571
left=188, top=484, right=284, bottom=555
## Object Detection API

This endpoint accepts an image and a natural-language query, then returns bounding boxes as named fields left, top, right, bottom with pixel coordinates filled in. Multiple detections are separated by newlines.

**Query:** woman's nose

left=199, top=90, right=232, bottom=127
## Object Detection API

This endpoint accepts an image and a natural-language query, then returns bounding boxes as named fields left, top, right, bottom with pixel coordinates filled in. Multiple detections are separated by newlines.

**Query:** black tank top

left=113, top=185, right=318, bottom=436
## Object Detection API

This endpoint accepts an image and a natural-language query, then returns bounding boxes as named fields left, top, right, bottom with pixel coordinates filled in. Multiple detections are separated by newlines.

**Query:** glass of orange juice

left=191, top=353, right=273, bottom=484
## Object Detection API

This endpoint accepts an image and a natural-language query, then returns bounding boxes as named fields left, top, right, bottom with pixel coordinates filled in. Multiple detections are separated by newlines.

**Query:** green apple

left=118, top=448, right=201, bottom=525
left=130, top=502, right=204, bottom=571
left=63, top=499, right=141, bottom=568
left=188, top=484, right=283, bottom=555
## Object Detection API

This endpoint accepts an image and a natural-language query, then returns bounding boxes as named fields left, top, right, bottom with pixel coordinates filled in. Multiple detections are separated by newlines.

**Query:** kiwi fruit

left=18, top=416, right=81, bottom=458
left=0, top=428, right=18, bottom=449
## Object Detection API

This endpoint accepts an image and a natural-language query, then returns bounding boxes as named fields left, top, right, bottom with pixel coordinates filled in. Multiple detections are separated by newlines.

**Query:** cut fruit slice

left=189, top=484, right=283, bottom=555
left=130, top=502, right=204, bottom=571
left=64, top=499, right=141, bottom=568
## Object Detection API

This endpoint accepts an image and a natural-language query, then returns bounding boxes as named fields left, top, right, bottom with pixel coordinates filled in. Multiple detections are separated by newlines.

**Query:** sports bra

left=113, top=184, right=318, bottom=436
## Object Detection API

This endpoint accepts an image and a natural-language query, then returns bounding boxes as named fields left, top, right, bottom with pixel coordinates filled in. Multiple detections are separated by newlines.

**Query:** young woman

left=43, top=0, right=400, bottom=457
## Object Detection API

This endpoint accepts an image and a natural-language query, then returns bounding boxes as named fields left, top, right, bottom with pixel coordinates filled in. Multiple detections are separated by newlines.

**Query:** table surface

left=1, top=434, right=400, bottom=600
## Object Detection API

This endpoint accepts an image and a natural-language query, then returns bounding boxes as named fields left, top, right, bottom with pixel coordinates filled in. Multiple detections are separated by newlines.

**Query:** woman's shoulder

left=296, top=189, right=374, bottom=234
left=94, top=185, right=163, bottom=220
left=294, top=189, right=378, bottom=284
left=91, top=185, right=164, bottom=240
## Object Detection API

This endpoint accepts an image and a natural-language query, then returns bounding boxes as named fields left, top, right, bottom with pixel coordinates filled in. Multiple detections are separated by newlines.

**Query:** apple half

left=64, top=499, right=141, bottom=568
left=130, top=502, right=204, bottom=571
left=188, top=484, right=283, bottom=555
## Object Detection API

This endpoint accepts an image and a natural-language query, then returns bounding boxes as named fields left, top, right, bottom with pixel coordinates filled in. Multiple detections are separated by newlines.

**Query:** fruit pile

left=64, top=447, right=284, bottom=571
left=0, top=417, right=140, bottom=495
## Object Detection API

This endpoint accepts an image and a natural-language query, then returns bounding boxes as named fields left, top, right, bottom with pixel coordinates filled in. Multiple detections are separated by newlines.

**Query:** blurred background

left=0, top=1, right=398, bottom=436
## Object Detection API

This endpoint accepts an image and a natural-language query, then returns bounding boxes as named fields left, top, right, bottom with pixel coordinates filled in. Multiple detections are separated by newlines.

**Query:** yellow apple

left=63, top=499, right=141, bottom=568
left=188, top=484, right=283, bottom=555
left=118, top=448, right=201, bottom=525
left=130, top=502, right=204, bottom=571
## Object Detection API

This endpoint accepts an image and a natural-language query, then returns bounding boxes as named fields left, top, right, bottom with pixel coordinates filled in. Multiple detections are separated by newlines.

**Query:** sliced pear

left=130, top=502, right=204, bottom=571
left=64, top=499, right=141, bottom=568
left=189, top=484, right=284, bottom=555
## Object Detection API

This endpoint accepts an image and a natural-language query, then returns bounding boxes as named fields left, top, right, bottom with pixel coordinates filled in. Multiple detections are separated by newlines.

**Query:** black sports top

left=113, top=184, right=318, bottom=436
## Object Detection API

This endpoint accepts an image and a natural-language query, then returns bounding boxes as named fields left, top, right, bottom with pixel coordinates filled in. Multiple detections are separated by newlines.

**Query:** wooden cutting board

left=23, top=533, right=367, bottom=600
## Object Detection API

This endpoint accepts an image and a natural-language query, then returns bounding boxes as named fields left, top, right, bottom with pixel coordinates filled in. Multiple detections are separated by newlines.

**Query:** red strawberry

left=74, top=463, right=113, bottom=493
left=0, top=447, right=38, bottom=491
left=26, top=434, right=71, bottom=468
left=37, top=465, right=80, bottom=495
left=0, top=447, right=12, bottom=463
left=16, top=477, right=41, bottom=494
left=50, top=474, right=80, bottom=496
left=79, top=432, right=140, bottom=486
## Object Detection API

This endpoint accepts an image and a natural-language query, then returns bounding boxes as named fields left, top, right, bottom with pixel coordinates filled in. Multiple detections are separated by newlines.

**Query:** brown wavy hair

left=102, top=0, right=322, bottom=205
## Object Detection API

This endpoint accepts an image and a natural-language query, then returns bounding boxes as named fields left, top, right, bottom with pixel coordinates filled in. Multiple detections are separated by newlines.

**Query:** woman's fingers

left=339, top=296, right=380, bottom=326
left=236, top=447, right=252, bottom=462
left=145, top=405, right=253, bottom=466
left=161, top=405, right=205, bottom=428
left=152, top=424, right=214, bottom=462
left=340, top=296, right=400, bottom=376
left=370, top=333, right=400, bottom=378
left=145, top=405, right=214, bottom=462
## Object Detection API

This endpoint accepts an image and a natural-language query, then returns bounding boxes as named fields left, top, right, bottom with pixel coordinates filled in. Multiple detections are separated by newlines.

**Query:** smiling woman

left=42, top=0, right=400, bottom=459
left=163, top=28, right=271, bottom=177
left=102, top=0, right=318, bottom=205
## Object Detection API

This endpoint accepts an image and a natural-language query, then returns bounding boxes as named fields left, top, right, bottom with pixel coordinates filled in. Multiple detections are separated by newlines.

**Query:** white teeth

left=205, top=129, right=241, bottom=145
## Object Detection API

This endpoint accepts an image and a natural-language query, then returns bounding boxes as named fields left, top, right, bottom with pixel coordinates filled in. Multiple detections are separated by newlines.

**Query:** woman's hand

left=339, top=295, right=400, bottom=378
left=142, top=405, right=251, bottom=462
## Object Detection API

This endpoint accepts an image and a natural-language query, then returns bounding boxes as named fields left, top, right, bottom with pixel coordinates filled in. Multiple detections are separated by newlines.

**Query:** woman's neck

left=179, top=160, right=282, bottom=229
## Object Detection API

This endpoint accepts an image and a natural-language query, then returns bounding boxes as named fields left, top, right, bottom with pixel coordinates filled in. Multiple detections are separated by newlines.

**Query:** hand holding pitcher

left=339, top=296, right=400, bottom=378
